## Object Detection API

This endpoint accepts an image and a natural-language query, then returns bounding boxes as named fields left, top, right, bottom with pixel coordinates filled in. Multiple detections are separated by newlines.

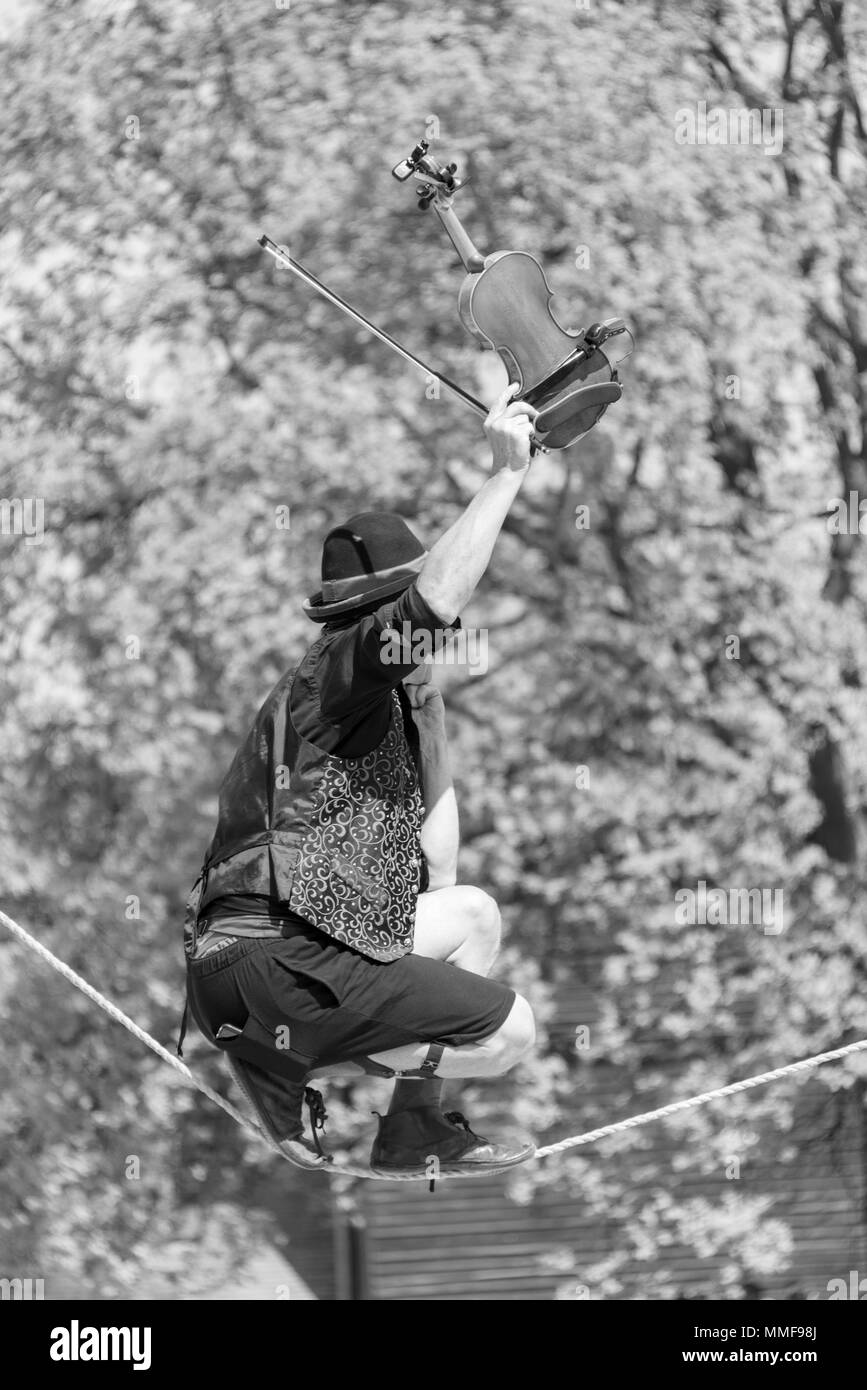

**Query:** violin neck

left=432, top=200, right=486, bottom=274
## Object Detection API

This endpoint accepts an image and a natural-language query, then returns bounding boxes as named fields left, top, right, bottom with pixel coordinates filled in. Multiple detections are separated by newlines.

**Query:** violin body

left=458, top=251, right=577, bottom=380
left=456, top=251, right=625, bottom=449
left=394, top=139, right=633, bottom=450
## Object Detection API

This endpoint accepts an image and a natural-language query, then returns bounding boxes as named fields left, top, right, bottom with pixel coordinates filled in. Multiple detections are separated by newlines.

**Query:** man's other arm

left=404, top=668, right=459, bottom=891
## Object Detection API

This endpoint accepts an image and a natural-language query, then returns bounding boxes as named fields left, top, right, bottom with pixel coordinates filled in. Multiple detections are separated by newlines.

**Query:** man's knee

left=461, top=886, right=502, bottom=955
left=486, top=994, right=535, bottom=1073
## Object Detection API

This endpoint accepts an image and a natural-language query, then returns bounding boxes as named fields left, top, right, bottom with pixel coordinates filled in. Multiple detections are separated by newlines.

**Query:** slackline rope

left=4, top=909, right=867, bottom=1179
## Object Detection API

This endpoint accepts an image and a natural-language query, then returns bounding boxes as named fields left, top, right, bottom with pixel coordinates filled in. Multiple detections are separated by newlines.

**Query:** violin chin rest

left=534, top=380, right=622, bottom=446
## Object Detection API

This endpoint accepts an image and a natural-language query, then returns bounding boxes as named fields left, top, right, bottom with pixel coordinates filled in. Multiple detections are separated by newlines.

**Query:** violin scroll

left=392, top=139, right=466, bottom=211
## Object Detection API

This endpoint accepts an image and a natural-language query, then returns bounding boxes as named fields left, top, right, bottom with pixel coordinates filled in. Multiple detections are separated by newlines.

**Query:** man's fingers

left=483, top=381, right=540, bottom=471
left=486, top=386, right=539, bottom=425
left=487, top=382, right=520, bottom=419
left=497, top=415, right=535, bottom=437
left=406, top=681, right=441, bottom=710
left=499, top=398, right=539, bottom=422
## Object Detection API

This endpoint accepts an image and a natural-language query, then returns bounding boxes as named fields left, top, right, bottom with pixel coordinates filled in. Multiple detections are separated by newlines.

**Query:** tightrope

left=0, top=910, right=270, bottom=1145
left=4, top=909, right=867, bottom=1180
left=534, top=1034, right=867, bottom=1157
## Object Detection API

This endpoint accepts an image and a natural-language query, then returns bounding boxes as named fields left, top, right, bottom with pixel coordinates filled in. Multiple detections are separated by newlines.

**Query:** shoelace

left=425, top=1112, right=488, bottom=1193
left=304, top=1086, right=329, bottom=1158
left=444, top=1110, right=486, bottom=1142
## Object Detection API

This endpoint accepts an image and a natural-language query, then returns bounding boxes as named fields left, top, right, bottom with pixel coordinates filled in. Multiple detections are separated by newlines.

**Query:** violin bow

left=257, top=235, right=547, bottom=452
left=258, top=236, right=491, bottom=422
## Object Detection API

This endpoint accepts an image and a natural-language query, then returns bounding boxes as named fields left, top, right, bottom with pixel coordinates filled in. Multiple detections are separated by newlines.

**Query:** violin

left=391, top=140, right=632, bottom=450
left=259, top=138, right=632, bottom=452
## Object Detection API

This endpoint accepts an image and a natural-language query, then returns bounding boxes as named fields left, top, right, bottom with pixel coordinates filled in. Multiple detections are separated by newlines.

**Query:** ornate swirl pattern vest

left=193, top=667, right=425, bottom=964
left=286, top=691, right=424, bottom=960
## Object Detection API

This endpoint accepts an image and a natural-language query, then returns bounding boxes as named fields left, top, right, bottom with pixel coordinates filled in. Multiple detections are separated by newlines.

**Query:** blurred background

left=1, top=0, right=866, bottom=1301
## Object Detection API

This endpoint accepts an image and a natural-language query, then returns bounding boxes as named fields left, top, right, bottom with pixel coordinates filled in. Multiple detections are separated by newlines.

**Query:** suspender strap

left=356, top=1042, right=446, bottom=1080
left=414, top=1042, right=445, bottom=1077
left=394, top=1041, right=445, bottom=1079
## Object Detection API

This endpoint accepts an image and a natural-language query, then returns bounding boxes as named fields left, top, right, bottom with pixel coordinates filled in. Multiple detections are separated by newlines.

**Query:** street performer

left=181, top=386, right=538, bottom=1176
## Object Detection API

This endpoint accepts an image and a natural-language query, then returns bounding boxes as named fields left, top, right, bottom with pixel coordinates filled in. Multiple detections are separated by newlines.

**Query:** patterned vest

left=188, top=665, right=425, bottom=963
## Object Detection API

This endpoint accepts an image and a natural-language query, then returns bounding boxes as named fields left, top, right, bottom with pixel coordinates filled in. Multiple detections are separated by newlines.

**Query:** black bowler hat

left=303, top=511, right=428, bottom=621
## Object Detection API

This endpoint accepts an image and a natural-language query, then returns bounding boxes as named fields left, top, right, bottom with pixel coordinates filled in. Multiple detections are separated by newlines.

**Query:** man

left=182, top=386, right=538, bottom=1176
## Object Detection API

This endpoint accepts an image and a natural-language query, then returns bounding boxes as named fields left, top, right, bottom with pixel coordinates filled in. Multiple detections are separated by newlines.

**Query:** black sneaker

left=370, top=1105, right=534, bottom=1177
left=227, top=1057, right=331, bottom=1170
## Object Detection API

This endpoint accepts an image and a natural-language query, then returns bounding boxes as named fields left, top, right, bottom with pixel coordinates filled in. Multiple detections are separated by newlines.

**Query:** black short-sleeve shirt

left=291, top=582, right=459, bottom=758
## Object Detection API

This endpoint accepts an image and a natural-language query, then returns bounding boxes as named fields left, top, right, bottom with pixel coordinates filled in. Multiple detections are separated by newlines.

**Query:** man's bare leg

left=307, top=999, right=533, bottom=1083
left=306, top=886, right=533, bottom=1085
left=411, top=884, right=503, bottom=975
left=386, top=884, right=506, bottom=1113
left=307, top=994, right=533, bottom=1081
left=303, top=885, right=535, bottom=1174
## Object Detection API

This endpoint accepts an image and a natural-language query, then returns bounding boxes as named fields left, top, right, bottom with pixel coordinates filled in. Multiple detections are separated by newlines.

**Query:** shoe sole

left=370, top=1140, right=536, bottom=1179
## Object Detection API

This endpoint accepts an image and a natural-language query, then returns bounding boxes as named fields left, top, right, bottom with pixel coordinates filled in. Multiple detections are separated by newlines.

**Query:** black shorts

left=186, top=919, right=515, bottom=1076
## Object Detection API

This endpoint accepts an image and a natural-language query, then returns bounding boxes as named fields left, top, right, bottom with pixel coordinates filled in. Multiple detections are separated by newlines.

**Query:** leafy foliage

left=1, top=0, right=865, bottom=1298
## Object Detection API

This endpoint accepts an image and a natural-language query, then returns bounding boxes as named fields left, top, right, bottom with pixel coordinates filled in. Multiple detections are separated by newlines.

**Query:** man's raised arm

left=416, top=385, right=537, bottom=623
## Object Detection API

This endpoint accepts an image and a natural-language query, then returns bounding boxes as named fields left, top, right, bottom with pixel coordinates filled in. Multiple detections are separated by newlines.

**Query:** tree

left=1, top=0, right=865, bottom=1299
